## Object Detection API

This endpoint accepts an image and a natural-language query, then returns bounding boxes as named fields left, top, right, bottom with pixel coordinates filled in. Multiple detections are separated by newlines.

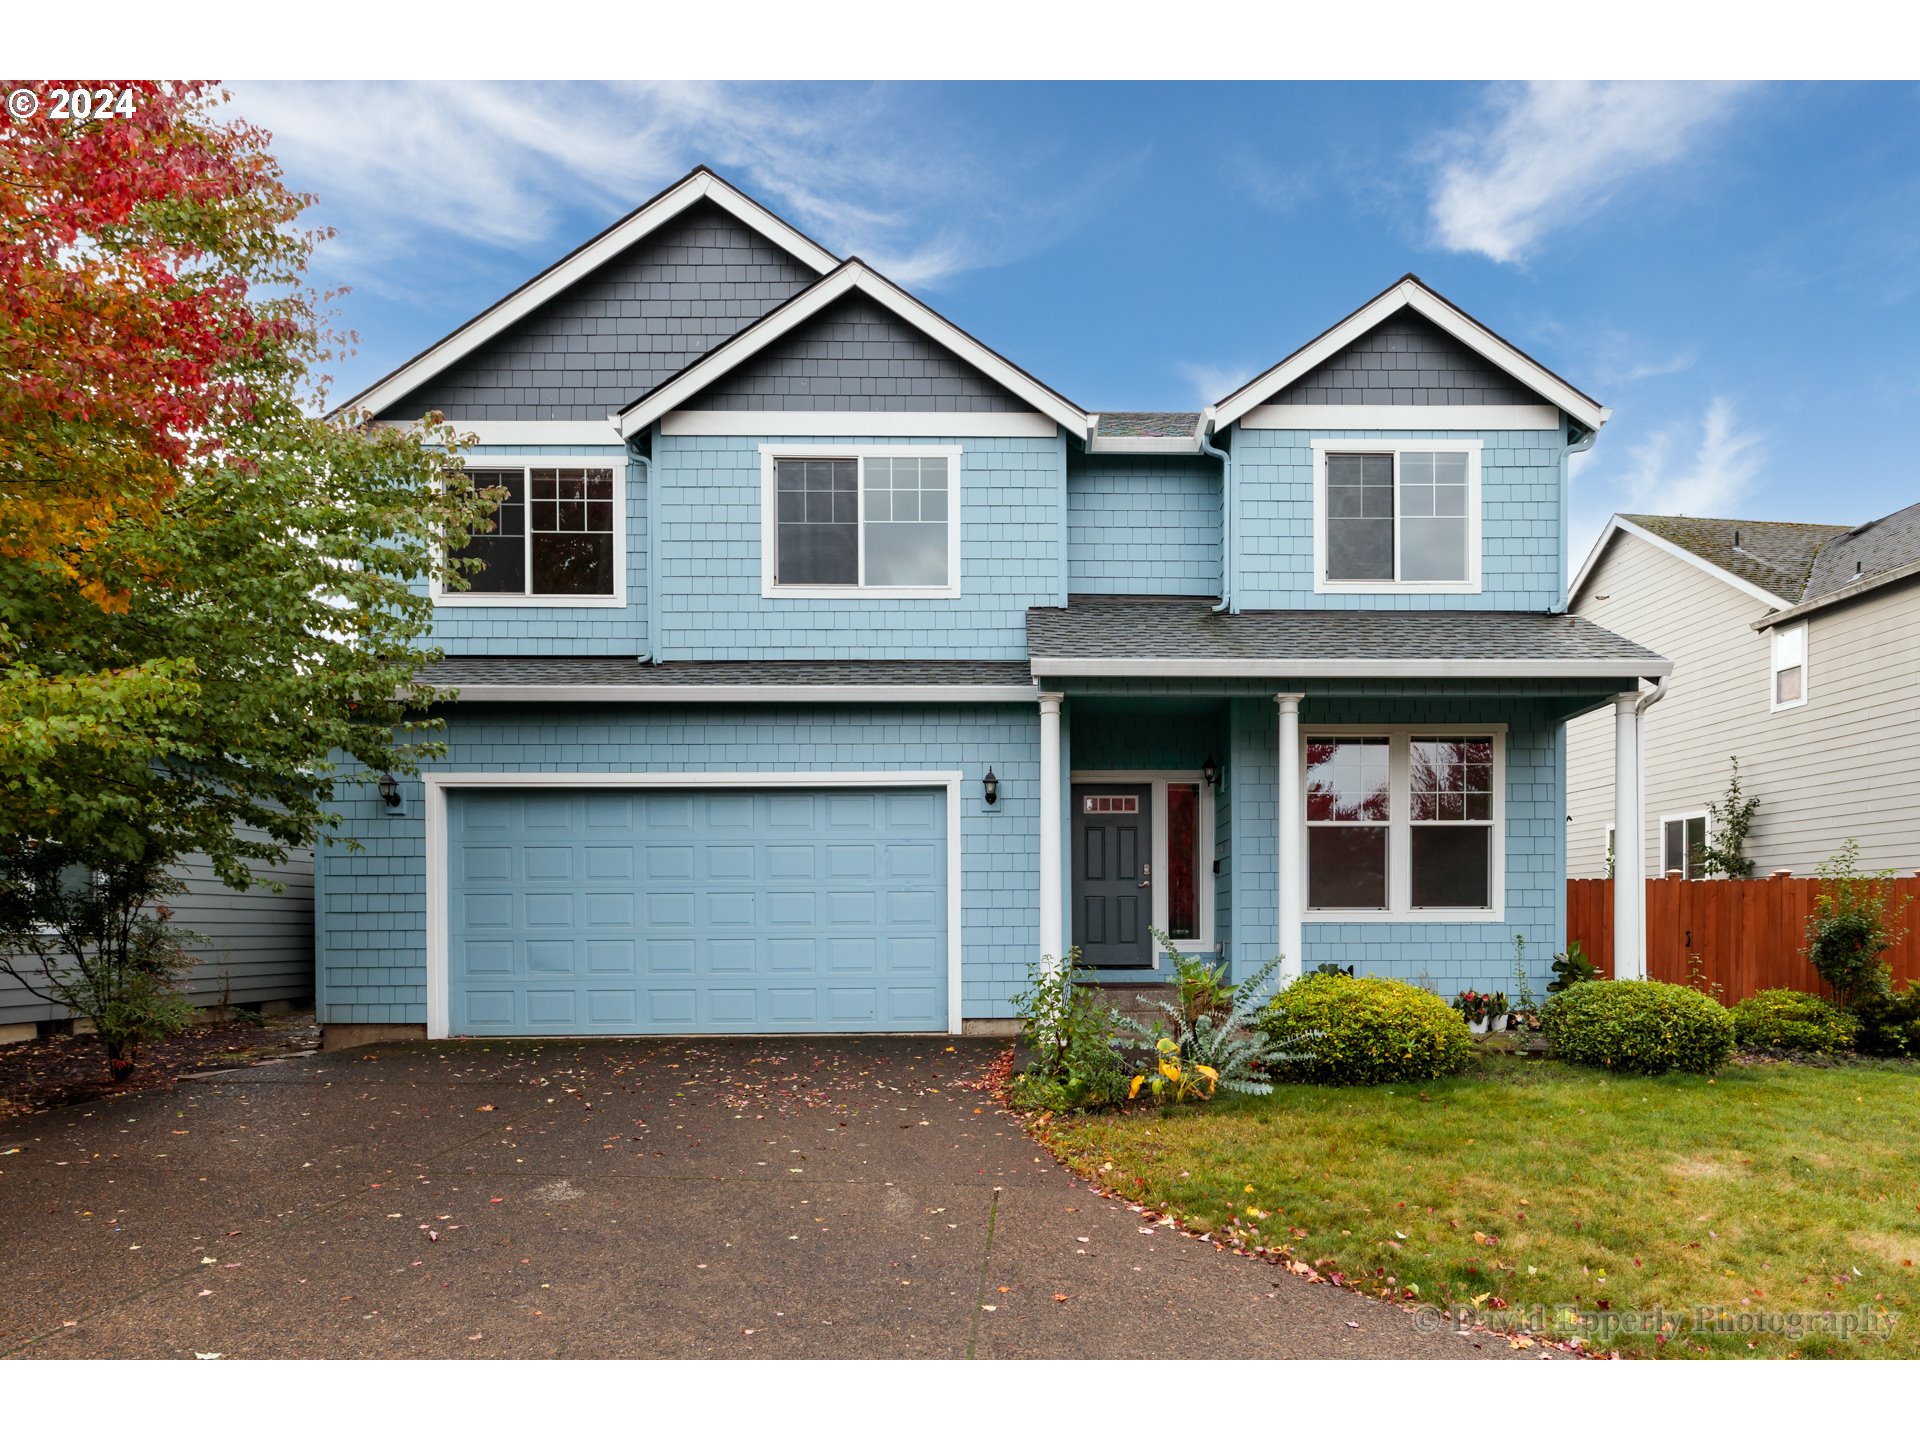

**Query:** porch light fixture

left=377, top=772, right=402, bottom=810
left=1202, top=756, right=1218, bottom=790
left=982, top=768, right=999, bottom=807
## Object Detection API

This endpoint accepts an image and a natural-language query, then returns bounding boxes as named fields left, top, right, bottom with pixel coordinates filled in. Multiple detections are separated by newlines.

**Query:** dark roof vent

left=1732, top=529, right=1742, bottom=550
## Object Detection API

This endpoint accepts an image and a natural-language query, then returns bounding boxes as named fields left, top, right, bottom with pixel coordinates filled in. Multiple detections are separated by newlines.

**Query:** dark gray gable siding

left=375, top=199, right=820, bottom=423
left=681, top=292, right=1028, bottom=412
left=1270, top=310, right=1543, bottom=407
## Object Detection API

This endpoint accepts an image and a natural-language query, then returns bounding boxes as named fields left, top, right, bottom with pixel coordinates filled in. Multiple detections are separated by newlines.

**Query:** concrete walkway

left=0, top=1037, right=1517, bottom=1359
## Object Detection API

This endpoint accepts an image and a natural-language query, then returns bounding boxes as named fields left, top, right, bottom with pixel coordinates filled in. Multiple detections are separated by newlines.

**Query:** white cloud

left=1615, top=396, right=1766, bottom=516
left=232, top=80, right=1110, bottom=296
left=1428, top=82, right=1751, bottom=264
left=1175, top=359, right=1260, bottom=408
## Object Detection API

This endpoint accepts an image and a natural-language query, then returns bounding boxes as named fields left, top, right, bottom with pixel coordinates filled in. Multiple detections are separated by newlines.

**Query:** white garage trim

left=422, top=770, right=965, bottom=1040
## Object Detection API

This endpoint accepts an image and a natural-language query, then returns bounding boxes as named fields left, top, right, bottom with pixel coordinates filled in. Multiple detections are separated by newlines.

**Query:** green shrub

left=1009, top=952, right=1129, bottom=1111
left=1540, top=979, right=1734, bottom=1075
left=1851, top=985, right=1920, bottom=1058
left=1730, top=989, right=1858, bottom=1054
left=1805, top=840, right=1910, bottom=1004
left=1260, top=973, right=1473, bottom=1086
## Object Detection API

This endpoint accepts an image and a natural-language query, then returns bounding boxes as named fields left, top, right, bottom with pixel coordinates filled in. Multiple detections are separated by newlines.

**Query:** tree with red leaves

left=0, top=82, right=496, bottom=1075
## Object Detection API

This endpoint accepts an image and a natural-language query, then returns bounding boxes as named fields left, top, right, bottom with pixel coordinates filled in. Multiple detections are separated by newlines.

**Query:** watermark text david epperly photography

left=1413, top=1302, right=1899, bottom=1344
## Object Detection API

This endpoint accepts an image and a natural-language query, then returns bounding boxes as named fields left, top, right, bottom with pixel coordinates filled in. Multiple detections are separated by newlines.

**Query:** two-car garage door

left=448, top=787, right=948, bottom=1035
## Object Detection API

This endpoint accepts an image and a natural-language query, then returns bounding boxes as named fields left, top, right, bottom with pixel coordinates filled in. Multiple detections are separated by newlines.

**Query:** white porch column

left=1612, top=692, right=1646, bottom=980
left=1037, top=691, right=1065, bottom=970
left=1275, top=693, right=1305, bottom=984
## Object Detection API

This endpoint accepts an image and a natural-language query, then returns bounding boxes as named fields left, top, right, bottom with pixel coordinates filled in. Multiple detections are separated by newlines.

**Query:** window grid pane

left=859, top=453, right=948, bottom=587
left=775, top=457, right=859, bottom=586
left=1305, top=737, right=1391, bottom=910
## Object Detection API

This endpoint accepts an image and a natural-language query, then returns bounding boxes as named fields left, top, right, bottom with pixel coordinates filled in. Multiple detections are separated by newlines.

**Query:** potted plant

left=1485, top=990, right=1511, bottom=1032
left=1451, top=989, right=1491, bottom=1035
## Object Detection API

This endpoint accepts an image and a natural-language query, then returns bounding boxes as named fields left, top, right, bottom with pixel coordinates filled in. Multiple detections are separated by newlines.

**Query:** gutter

left=1198, top=407, right=1232, bottom=614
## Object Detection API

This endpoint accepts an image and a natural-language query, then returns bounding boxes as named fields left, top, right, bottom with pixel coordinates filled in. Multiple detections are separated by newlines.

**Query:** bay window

left=762, top=446, right=962, bottom=597
left=1304, top=728, right=1505, bottom=918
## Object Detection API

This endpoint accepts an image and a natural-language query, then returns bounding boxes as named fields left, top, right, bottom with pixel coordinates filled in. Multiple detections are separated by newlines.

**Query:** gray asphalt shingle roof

left=418, top=657, right=1036, bottom=688
left=1027, top=598, right=1666, bottom=670
left=1621, top=514, right=1847, bottom=601
left=1800, top=500, right=1920, bottom=602
left=1094, top=411, right=1200, bottom=438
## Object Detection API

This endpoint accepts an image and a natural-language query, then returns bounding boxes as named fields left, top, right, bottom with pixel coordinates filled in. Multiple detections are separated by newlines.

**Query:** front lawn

left=1040, top=1051, right=1920, bottom=1357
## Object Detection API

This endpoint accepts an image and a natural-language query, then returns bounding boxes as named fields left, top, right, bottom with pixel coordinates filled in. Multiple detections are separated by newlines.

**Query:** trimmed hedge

left=1852, top=986, right=1920, bottom=1058
left=1540, top=979, right=1734, bottom=1075
left=1731, top=989, right=1858, bottom=1054
left=1261, top=973, right=1473, bottom=1086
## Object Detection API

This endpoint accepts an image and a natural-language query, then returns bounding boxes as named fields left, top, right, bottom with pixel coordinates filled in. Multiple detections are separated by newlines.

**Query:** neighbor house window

left=1305, top=728, right=1504, bottom=917
left=1315, top=441, right=1480, bottom=591
left=764, top=447, right=961, bottom=595
left=1770, top=623, right=1807, bottom=710
left=445, top=463, right=620, bottom=602
left=1662, top=813, right=1710, bottom=879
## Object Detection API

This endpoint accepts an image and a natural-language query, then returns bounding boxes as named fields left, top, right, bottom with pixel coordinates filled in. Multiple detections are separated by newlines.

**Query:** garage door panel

left=450, top=787, right=948, bottom=1035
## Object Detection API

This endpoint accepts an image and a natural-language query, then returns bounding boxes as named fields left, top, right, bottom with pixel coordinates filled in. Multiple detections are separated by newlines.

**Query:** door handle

left=1139, top=863, right=1151, bottom=889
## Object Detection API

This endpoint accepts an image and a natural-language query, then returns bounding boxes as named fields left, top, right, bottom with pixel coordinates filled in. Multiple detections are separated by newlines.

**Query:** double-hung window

left=1304, top=728, right=1504, bottom=918
left=1662, top=813, right=1710, bottom=879
left=442, top=461, right=623, bottom=605
left=1770, top=623, right=1807, bottom=709
left=762, top=446, right=962, bottom=597
left=1314, top=440, right=1481, bottom=592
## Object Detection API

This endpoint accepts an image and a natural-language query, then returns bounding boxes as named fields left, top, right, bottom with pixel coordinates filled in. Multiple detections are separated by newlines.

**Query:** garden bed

left=1035, top=1049, right=1920, bottom=1358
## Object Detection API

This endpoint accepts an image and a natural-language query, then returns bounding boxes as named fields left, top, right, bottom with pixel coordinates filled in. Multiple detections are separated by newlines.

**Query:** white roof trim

left=341, top=170, right=838, bottom=420
left=618, top=262, right=1090, bottom=439
left=433, top=683, right=1041, bottom=704
left=660, top=409, right=1057, bottom=439
left=1029, top=656, right=1670, bottom=680
left=1571, top=515, right=1793, bottom=611
left=1241, top=403, right=1562, bottom=432
left=1210, top=278, right=1609, bottom=434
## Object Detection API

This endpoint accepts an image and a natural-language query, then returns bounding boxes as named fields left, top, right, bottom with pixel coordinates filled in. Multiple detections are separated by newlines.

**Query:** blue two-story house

left=318, top=167, right=1669, bottom=1046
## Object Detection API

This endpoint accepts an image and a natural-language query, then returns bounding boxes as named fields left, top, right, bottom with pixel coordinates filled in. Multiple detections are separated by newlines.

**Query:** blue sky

left=233, top=79, right=1920, bottom=565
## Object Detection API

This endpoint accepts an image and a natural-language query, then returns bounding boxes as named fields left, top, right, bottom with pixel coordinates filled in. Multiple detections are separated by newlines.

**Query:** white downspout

left=1199, top=407, right=1232, bottom=613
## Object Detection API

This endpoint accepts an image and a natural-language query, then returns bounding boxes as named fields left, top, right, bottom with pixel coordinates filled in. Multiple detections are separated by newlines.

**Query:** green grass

left=1042, top=1051, right=1920, bottom=1357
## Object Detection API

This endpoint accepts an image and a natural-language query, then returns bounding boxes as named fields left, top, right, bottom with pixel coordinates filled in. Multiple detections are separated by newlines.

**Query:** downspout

left=627, top=442, right=656, bottom=665
left=1559, top=420, right=1599, bottom=613
left=1634, top=673, right=1669, bottom=884
left=1199, top=406, right=1232, bottom=613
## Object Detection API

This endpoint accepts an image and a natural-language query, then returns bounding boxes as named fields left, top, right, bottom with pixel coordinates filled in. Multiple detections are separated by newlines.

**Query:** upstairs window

left=1771, top=623, right=1807, bottom=710
left=763, top=447, right=961, bottom=597
left=1315, top=441, right=1481, bottom=592
left=444, top=463, right=620, bottom=604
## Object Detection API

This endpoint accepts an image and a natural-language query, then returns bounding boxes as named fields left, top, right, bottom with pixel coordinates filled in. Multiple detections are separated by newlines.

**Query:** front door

left=1071, top=784, right=1153, bottom=969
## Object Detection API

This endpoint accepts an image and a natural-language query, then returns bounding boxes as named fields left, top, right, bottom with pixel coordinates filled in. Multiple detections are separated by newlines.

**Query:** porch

left=1027, top=599, right=1675, bottom=994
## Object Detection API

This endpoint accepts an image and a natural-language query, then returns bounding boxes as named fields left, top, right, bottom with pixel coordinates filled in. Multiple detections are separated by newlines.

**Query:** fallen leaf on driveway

left=1053, top=1293, right=1069, bottom=1303
left=477, top=1104, right=495, bottom=1112
left=195, top=1352, right=222, bottom=1360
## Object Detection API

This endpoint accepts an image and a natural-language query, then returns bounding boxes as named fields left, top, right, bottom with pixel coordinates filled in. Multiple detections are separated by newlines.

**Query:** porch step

left=1087, top=982, right=1174, bottom=1029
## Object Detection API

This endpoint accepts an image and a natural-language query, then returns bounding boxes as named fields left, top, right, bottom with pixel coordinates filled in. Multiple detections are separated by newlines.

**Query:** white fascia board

left=1752, top=556, right=1920, bottom=630
left=661, top=410, right=1057, bottom=438
left=1241, top=403, right=1562, bottom=431
left=380, top=419, right=625, bottom=447
left=342, top=171, right=836, bottom=420
left=621, top=264, right=1090, bottom=439
left=1086, top=435, right=1204, bottom=454
left=1028, top=656, right=1672, bottom=679
left=1212, top=279, right=1608, bottom=433
left=437, top=684, right=1041, bottom=704
left=1575, top=515, right=1792, bottom=611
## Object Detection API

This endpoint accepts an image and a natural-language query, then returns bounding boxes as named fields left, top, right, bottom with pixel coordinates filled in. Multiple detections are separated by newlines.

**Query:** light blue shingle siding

left=1224, top=693, right=1564, bottom=997
left=315, top=702, right=1041, bottom=1025
left=653, top=432, right=1064, bottom=660
left=1067, top=455, right=1221, bottom=597
left=422, top=444, right=649, bottom=657
left=1229, top=425, right=1569, bottom=612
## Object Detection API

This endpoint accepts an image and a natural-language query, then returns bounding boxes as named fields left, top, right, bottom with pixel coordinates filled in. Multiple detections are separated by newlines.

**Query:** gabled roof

left=1209, top=275, right=1608, bottom=433
left=1801, top=499, right=1920, bottom=602
left=337, top=167, right=839, bottom=419
left=1572, top=514, right=1848, bottom=610
left=1026, top=598, right=1668, bottom=679
left=616, top=260, right=1091, bottom=438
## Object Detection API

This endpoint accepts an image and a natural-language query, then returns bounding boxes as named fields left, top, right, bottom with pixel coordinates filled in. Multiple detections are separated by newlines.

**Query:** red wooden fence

left=1566, top=877, right=1920, bottom=1002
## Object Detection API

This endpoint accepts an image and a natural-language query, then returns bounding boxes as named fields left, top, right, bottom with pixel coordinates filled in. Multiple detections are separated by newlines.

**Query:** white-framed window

left=1770, top=622, right=1808, bottom=710
left=760, top=444, right=963, bottom=598
left=1311, top=439, right=1483, bottom=594
left=1603, top=823, right=1617, bottom=879
left=436, top=457, right=626, bottom=608
left=1661, top=812, right=1711, bottom=880
left=1301, top=726, right=1505, bottom=921
left=1071, top=770, right=1216, bottom=950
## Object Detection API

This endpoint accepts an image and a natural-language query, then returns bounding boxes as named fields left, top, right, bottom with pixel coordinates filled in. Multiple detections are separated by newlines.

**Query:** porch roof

left=416, top=656, right=1039, bottom=703
left=1026, top=598, right=1671, bottom=680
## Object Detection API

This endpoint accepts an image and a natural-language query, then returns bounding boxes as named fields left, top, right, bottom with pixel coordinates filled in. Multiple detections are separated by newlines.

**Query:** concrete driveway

left=0, top=1037, right=1516, bottom=1359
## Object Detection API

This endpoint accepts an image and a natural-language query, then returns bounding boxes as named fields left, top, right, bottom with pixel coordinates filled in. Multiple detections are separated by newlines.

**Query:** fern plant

left=1114, top=948, right=1292, bottom=1097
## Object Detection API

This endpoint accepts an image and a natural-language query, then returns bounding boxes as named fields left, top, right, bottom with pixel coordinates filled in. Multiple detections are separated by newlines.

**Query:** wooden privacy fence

left=1567, top=876, right=1920, bottom=1002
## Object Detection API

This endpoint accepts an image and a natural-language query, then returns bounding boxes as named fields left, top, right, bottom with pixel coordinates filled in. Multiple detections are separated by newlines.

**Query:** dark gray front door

left=1071, top=784, right=1153, bottom=969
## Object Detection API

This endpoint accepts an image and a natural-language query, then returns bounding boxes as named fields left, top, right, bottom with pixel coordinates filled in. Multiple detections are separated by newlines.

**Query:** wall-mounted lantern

left=377, top=773, right=402, bottom=810
left=982, top=768, right=1000, bottom=807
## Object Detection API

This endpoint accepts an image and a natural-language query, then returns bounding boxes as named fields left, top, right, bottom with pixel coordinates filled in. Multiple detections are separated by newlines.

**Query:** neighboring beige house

left=1567, top=504, right=1920, bottom=880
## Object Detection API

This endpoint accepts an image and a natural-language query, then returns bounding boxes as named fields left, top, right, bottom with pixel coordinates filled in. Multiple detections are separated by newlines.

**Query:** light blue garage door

left=449, top=787, right=948, bottom=1035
